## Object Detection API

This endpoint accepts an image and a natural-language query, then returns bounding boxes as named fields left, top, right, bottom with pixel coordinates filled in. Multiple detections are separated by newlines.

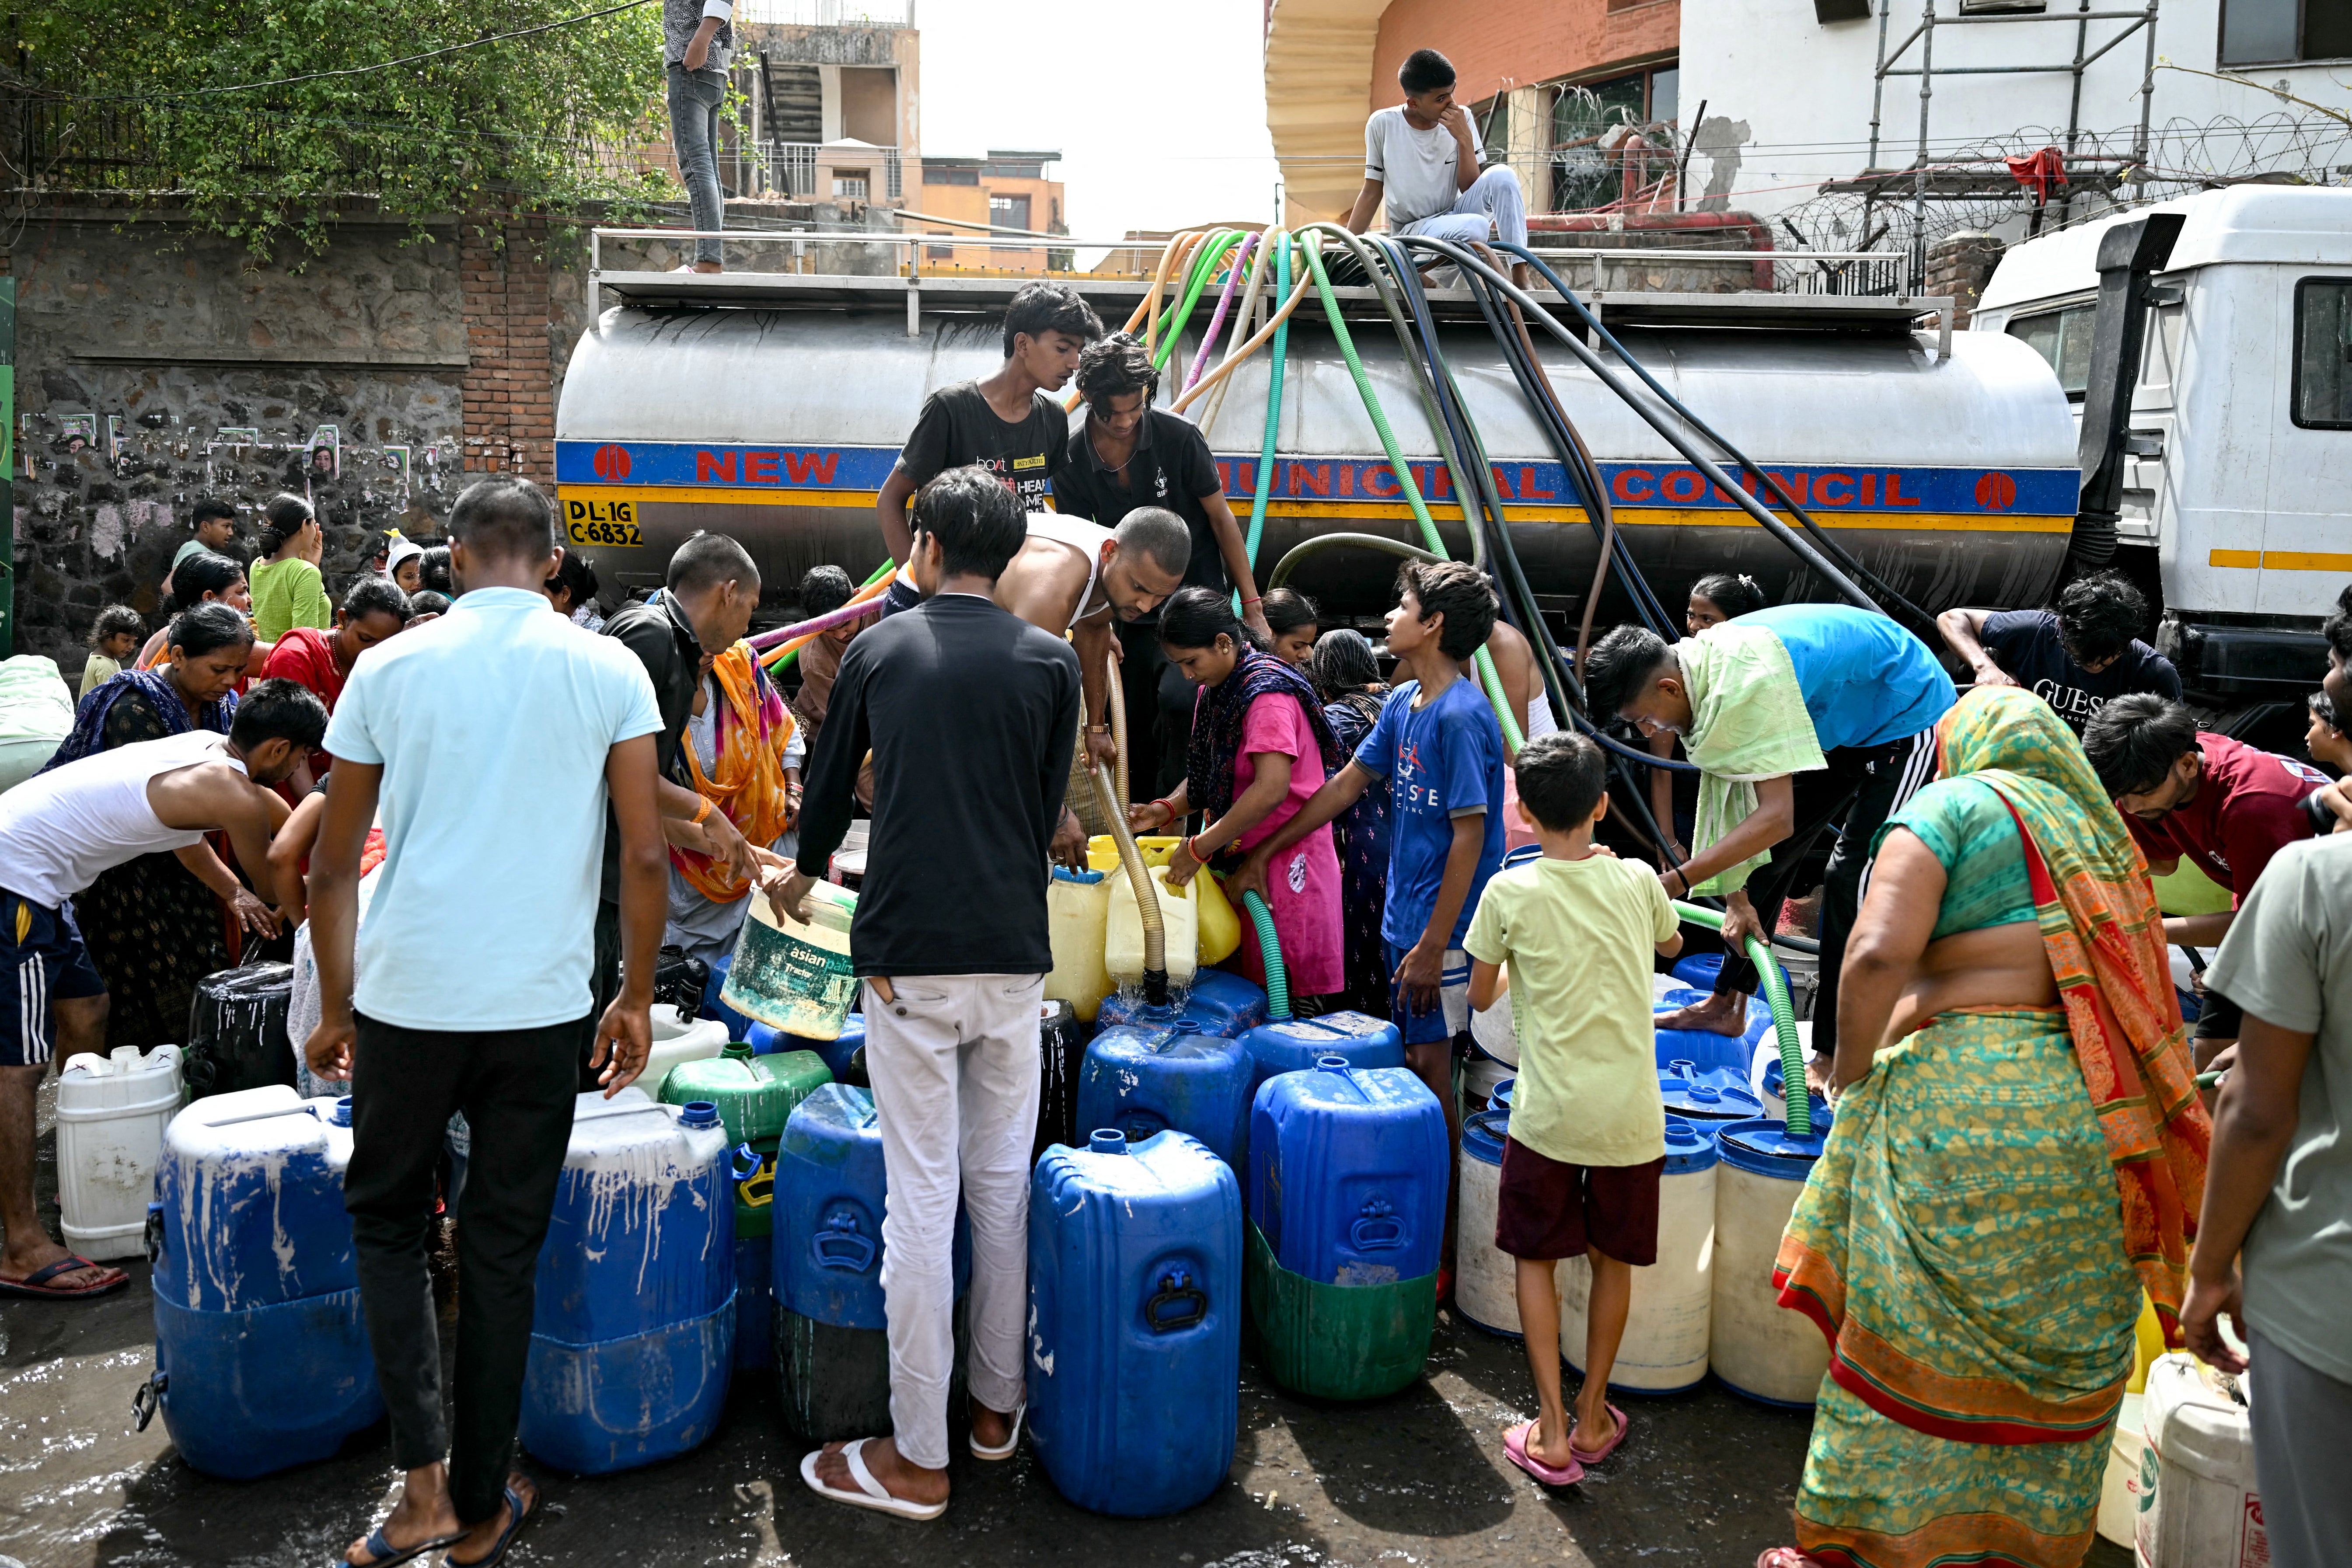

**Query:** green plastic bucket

left=1245, top=1220, right=1434, bottom=1401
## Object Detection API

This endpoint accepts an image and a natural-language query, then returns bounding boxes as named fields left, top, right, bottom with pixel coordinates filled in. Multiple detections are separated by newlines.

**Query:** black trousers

left=345, top=1011, right=583, bottom=1525
left=1715, top=728, right=1939, bottom=1060
left=585, top=899, right=624, bottom=1090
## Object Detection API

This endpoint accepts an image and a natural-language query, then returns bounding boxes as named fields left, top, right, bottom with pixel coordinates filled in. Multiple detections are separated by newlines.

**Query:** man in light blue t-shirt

left=1582, top=603, right=1956, bottom=1077
left=301, top=477, right=670, bottom=1568
left=2187, top=832, right=2352, bottom=1568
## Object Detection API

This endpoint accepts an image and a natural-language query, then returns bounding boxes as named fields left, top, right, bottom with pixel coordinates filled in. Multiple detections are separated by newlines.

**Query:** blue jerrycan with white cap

left=138, top=1088, right=383, bottom=1479
left=520, top=1089, right=736, bottom=1474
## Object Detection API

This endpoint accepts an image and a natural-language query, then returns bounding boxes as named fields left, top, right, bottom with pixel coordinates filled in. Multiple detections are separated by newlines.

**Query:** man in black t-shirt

left=873, top=282, right=1103, bottom=617
left=1938, top=569, right=2182, bottom=733
left=1054, top=333, right=1270, bottom=633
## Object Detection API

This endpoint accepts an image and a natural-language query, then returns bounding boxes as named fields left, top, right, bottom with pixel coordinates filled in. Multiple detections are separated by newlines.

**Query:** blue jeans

left=666, top=63, right=726, bottom=264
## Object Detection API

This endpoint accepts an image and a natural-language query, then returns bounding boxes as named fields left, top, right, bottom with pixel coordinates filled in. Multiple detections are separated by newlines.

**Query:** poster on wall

left=59, top=414, right=95, bottom=454
left=307, top=424, right=340, bottom=482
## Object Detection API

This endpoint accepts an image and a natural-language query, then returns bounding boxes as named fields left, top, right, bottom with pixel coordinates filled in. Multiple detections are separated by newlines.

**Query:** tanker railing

left=584, top=227, right=1935, bottom=345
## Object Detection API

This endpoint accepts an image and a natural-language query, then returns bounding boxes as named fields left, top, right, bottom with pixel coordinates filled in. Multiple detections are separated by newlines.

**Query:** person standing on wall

left=666, top=0, right=734, bottom=275
left=304, top=477, right=671, bottom=1568
left=785, top=465, right=1082, bottom=1521
left=1345, top=49, right=1531, bottom=288
left=872, top=282, right=1104, bottom=619
left=1936, top=569, right=2182, bottom=735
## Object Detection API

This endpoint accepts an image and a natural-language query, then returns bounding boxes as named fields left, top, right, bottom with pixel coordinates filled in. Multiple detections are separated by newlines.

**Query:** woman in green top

left=1758, top=686, right=2209, bottom=1568
left=246, top=493, right=332, bottom=644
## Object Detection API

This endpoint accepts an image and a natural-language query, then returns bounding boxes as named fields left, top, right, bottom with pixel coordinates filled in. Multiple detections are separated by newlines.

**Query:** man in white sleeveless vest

left=0, top=679, right=322, bottom=1303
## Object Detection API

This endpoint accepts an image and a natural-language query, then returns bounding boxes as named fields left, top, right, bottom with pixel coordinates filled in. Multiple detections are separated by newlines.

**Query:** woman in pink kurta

left=1127, top=588, right=1344, bottom=1000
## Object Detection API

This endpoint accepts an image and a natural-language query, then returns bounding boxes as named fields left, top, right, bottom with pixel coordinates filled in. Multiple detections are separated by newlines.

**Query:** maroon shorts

left=1494, top=1136, right=1663, bottom=1266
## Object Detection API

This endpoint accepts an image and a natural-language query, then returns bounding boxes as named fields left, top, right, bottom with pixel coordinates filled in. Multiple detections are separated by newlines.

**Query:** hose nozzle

left=1142, top=969, right=1169, bottom=1007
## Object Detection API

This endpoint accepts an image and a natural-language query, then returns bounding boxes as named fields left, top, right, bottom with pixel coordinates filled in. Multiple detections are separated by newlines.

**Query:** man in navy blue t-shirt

left=1937, top=569, right=2181, bottom=735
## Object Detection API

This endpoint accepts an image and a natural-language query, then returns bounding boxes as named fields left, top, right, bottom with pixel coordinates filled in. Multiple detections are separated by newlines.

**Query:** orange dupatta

left=673, top=641, right=796, bottom=903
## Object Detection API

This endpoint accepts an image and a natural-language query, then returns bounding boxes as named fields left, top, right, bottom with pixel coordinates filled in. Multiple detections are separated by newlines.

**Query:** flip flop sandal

left=1756, top=1551, right=1825, bottom=1568
left=1502, top=1420, right=1584, bottom=1488
left=339, top=1526, right=467, bottom=1568
left=0, top=1254, right=129, bottom=1300
left=1568, top=1404, right=1630, bottom=1466
left=437, top=1483, right=538, bottom=1568
left=800, top=1439, right=948, bottom=1521
left=968, top=1401, right=1026, bottom=1461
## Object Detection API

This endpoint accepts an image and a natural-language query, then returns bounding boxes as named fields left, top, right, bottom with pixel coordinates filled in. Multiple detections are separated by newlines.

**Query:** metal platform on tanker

left=589, top=265, right=1952, bottom=347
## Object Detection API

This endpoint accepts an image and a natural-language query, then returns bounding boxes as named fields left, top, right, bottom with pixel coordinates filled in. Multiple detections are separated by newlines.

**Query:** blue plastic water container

left=1670, top=951, right=1794, bottom=1000
left=142, top=1087, right=383, bottom=1479
left=749, top=1012, right=864, bottom=1080
left=1027, top=1129, right=1241, bottom=1517
left=771, top=1084, right=970, bottom=1439
left=1491, top=1078, right=1514, bottom=1112
left=1655, top=990, right=1769, bottom=1077
left=1249, top=1060, right=1447, bottom=1285
left=1076, top=1020, right=1254, bottom=1168
left=520, top=1091, right=736, bottom=1474
left=1658, top=1058, right=1766, bottom=1122
left=1239, top=1011, right=1404, bottom=1094
left=1097, top=968, right=1269, bottom=1037
left=705, top=951, right=752, bottom=1037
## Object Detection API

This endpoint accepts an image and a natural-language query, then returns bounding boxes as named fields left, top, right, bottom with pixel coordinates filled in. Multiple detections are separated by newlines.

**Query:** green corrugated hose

left=1152, top=230, right=1245, bottom=374
left=1670, top=901, right=1809, bottom=1139
left=1240, top=232, right=1292, bottom=596
left=1240, top=888, right=1291, bottom=1020
left=1294, top=234, right=1524, bottom=755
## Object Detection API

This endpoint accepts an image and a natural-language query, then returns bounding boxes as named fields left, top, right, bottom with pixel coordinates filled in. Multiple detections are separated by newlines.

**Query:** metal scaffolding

left=1863, top=0, right=2161, bottom=283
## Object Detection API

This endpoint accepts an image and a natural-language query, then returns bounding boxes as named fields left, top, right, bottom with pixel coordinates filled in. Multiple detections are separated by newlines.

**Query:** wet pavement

left=3, top=1079, right=2132, bottom=1568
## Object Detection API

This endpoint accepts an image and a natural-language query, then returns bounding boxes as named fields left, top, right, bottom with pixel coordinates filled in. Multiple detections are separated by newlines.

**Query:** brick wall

left=460, top=216, right=558, bottom=483
left=1926, top=232, right=2007, bottom=328
left=1369, top=0, right=1679, bottom=111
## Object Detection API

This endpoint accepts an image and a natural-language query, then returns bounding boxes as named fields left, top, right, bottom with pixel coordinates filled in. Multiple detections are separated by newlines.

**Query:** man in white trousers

left=1346, top=47, right=1531, bottom=288
left=779, top=464, right=1082, bottom=1520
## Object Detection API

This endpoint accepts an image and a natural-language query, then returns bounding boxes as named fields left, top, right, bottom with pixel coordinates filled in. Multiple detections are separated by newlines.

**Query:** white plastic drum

left=1561, top=1118, right=1717, bottom=1392
left=1708, top=1116, right=1830, bottom=1405
left=1462, top=1055, right=1513, bottom=1108
left=56, top=1045, right=185, bottom=1260
left=2097, top=1391, right=2147, bottom=1547
left=645, top=1005, right=729, bottom=1090
left=2136, top=1352, right=2265, bottom=1568
left=1455, top=1109, right=1546, bottom=1336
left=1469, top=963, right=1518, bottom=1068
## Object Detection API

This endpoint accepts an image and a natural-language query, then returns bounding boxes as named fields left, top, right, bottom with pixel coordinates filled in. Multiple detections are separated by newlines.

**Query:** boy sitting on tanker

left=1581, top=605, right=1955, bottom=1094
left=873, top=281, right=1104, bottom=620
left=991, top=507, right=1191, bottom=861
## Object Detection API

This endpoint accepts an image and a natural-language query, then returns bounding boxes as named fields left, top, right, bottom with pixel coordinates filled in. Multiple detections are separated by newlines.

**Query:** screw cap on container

left=332, top=1096, right=354, bottom=1127
left=680, top=1101, right=720, bottom=1128
left=1089, top=1129, right=1129, bottom=1154
left=1316, top=1054, right=1350, bottom=1072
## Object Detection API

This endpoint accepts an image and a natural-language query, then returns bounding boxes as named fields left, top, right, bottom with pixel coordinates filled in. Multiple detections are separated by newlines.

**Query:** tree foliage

left=13, top=0, right=676, bottom=250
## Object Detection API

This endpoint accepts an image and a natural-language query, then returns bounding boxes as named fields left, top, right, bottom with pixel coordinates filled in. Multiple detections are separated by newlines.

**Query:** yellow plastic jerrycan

left=1086, top=835, right=1239, bottom=964
left=1104, top=864, right=1200, bottom=988
left=1046, top=867, right=1113, bottom=1022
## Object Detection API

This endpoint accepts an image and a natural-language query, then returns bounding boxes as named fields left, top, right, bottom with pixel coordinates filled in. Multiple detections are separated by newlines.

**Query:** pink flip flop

left=1503, top=1421, right=1585, bottom=1487
left=1569, top=1404, right=1630, bottom=1466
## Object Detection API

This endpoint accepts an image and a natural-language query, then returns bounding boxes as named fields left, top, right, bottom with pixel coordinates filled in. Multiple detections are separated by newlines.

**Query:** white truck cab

left=1971, top=187, right=2351, bottom=723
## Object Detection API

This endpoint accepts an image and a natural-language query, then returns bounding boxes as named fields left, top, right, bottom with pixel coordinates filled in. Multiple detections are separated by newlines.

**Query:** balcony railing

left=763, top=142, right=902, bottom=201
left=736, top=0, right=914, bottom=27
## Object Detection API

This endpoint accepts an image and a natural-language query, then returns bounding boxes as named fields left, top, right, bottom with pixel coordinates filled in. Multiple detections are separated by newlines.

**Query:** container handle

left=1349, top=1197, right=1404, bottom=1251
left=1145, top=1268, right=1207, bottom=1333
left=810, top=1213, right=878, bottom=1273
left=729, top=1143, right=761, bottom=1183
left=131, top=1369, right=166, bottom=1432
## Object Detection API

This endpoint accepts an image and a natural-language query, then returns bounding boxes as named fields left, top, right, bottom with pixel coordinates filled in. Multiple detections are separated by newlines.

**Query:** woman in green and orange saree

left=1757, top=686, right=2211, bottom=1568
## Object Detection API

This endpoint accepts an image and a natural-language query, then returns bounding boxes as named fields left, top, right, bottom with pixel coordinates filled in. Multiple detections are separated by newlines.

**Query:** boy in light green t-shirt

left=1466, top=731, right=1681, bottom=1488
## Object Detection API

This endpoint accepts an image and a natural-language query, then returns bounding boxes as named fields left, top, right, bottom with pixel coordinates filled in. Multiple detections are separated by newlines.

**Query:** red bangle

left=1241, top=596, right=1263, bottom=607
left=1151, top=796, right=1177, bottom=824
left=1190, top=832, right=1212, bottom=861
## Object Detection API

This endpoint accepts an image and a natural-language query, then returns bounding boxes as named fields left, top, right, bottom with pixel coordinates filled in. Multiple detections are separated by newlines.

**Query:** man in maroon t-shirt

left=2084, top=693, right=2328, bottom=1066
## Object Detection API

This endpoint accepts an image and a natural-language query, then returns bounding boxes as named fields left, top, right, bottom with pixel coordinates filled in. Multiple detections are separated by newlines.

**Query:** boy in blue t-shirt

left=1234, top=561, right=1507, bottom=1252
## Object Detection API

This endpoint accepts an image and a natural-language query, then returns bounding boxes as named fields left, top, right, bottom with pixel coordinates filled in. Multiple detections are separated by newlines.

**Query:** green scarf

left=1676, top=625, right=1824, bottom=893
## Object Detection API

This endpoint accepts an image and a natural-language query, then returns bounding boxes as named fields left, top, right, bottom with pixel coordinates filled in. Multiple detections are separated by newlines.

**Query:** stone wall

left=3, top=205, right=588, bottom=673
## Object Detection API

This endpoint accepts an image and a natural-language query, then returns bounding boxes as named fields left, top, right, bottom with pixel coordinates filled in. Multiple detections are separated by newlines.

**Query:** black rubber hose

left=1394, top=236, right=1884, bottom=614
left=1494, top=240, right=1940, bottom=634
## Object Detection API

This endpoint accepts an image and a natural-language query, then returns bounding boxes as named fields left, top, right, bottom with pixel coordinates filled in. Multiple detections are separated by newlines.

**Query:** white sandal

left=968, top=1401, right=1026, bottom=1461
left=798, top=1438, right=947, bottom=1521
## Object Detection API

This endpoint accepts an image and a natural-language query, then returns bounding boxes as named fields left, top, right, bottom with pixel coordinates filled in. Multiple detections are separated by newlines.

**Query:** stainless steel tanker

left=553, top=272, right=2079, bottom=622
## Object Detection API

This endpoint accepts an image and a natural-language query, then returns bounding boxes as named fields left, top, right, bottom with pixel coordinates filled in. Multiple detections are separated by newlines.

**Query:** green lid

left=660, top=1047, right=832, bottom=1146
